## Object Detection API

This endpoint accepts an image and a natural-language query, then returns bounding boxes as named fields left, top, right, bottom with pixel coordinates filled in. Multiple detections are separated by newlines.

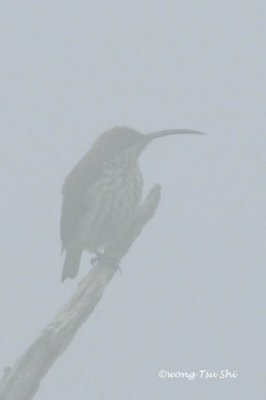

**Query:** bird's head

left=93, top=126, right=205, bottom=159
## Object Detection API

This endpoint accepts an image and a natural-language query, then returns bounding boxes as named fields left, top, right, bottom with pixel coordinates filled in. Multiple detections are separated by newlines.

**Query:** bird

left=60, top=126, right=204, bottom=281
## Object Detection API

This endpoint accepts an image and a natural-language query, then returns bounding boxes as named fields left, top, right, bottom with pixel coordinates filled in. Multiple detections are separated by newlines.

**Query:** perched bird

left=60, top=126, right=204, bottom=281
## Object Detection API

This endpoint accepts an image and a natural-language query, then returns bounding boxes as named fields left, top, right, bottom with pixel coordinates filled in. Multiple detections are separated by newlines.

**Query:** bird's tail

left=61, top=250, right=81, bottom=282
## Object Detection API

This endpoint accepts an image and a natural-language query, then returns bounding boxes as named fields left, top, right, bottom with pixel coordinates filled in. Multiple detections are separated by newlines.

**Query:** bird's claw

left=91, top=251, right=121, bottom=272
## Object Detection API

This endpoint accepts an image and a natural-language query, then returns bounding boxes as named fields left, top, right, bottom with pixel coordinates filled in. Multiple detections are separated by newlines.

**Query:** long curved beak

left=145, top=129, right=205, bottom=141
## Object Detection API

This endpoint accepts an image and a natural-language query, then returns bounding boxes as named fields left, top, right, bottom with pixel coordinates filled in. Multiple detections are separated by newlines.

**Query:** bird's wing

left=60, top=151, right=102, bottom=250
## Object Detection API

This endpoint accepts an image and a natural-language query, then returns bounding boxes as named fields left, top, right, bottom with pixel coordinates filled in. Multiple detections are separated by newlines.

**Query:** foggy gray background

left=0, top=1, right=265, bottom=399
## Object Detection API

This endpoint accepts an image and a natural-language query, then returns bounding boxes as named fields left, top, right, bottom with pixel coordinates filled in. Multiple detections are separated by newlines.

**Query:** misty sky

left=0, top=1, right=265, bottom=399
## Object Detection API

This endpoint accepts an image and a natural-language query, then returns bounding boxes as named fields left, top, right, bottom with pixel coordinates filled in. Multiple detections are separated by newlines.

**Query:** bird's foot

left=91, top=251, right=121, bottom=273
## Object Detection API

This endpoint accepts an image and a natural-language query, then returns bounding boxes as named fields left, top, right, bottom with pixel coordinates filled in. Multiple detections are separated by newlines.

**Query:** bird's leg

left=91, top=250, right=121, bottom=273
left=90, top=250, right=101, bottom=267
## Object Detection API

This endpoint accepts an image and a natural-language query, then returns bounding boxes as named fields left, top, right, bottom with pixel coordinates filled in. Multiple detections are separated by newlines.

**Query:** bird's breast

left=98, top=162, right=143, bottom=219
left=81, top=160, right=143, bottom=249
